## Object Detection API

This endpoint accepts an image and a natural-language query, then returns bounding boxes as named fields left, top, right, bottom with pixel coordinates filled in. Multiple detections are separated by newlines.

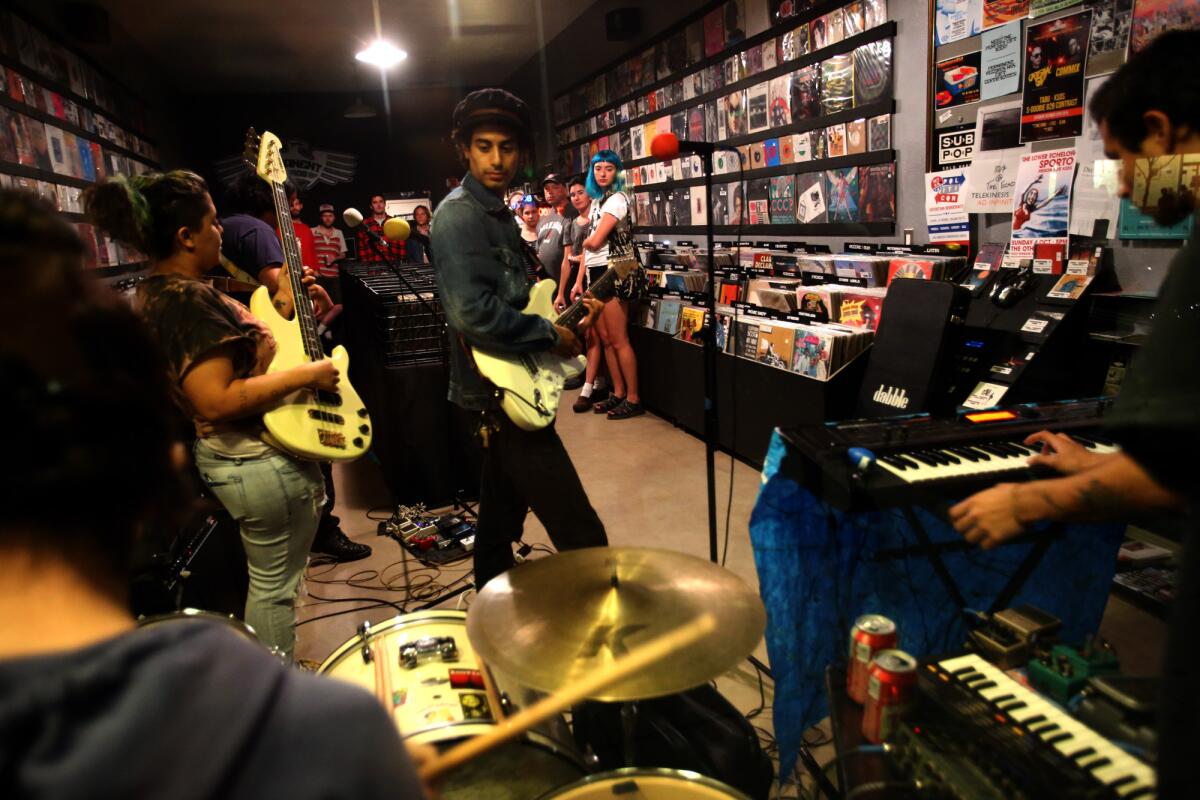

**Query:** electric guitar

left=472, top=254, right=638, bottom=431
left=243, top=128, right=371, bottom=461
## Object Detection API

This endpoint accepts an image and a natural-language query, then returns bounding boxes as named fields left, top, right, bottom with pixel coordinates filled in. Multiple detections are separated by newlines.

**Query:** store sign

left=933, top=124, right=976, bottom=170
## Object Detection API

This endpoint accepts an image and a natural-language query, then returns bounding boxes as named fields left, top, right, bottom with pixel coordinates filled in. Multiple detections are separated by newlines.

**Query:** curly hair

left=83, top=170, right=210, bottom=261
left=586, top=149, right=626, bottom=199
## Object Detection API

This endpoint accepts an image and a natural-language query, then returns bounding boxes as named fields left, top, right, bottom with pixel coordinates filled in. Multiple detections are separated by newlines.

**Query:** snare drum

left=137, top=608, right=261, bottom=642
left=320, top=610, right=585, bottom=799
left=538, top=769, right=751, bottom=799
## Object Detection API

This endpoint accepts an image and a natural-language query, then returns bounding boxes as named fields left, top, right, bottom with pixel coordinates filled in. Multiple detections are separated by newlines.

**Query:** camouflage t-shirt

left=136, top=273, right=277, bottom=457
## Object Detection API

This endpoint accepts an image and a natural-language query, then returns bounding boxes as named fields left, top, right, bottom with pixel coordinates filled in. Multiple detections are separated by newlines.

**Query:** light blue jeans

left=193, top=441, right=324, bottom=661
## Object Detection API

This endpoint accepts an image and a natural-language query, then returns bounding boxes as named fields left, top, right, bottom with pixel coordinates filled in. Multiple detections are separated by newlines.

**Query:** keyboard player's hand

left=1024, top=431, right=1108, bottom=475
left=949, top=483, right=1026, bottom=550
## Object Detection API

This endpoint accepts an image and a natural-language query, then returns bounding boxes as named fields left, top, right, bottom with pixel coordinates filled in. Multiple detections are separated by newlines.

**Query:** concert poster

left=1085, top=0, right=1133, bottom=76
left=935, top=52, right=982, bottom=109
left=1020, top=11, right=1091, bottom=143
left=795, top=172, right=828, bottom=223
left=825, top=167, right=860, bottom=222
left=935, top=0, right=983, bottom=46
left=982, top=0, right=1029, bottom=31
left=820, top=55, right=855, bottom=116
left=868, top=114, right=891, bottom=150
left=853, top=40, right=892, bottom=107
left=1030, top=0, right=1076, bottom=17
left=790, top=65, right=821, bottom=120
left=1131, top=0, right=1199, bottom=53
left=1010, top=148, right=1076, bottom=258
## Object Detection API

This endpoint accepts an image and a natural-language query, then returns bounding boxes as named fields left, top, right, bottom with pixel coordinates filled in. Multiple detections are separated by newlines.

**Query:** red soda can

left=847, top=614, right=897, bottom=704
left=861, top=649, right=918, bottom=743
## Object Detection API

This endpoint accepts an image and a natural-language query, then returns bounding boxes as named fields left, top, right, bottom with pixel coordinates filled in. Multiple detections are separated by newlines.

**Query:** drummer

left=0, top=190, right=428, bottom=798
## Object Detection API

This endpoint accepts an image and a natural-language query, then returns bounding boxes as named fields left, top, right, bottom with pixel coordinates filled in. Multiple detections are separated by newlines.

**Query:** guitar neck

left=269, top=181, right=323, bottom=361
left=554, top=267, right=620, bottom=331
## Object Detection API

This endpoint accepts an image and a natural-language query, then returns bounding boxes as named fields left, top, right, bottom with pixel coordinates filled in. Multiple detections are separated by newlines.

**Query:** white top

left=584, top=192, right=629, bottom=270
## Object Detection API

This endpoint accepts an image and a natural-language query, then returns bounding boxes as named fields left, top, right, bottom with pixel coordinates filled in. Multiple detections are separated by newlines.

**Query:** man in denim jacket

left=432, top=88, right=608, bottom=589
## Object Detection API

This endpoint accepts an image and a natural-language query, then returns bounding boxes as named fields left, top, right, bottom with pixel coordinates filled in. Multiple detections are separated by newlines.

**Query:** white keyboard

left=876, top=434, right=1120, bottom=484
left=938, top=654, right=1156, bottom=798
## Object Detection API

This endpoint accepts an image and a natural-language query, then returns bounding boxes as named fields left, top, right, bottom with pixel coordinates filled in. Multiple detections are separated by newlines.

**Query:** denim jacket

left=431, top=174, right=559, bottom=410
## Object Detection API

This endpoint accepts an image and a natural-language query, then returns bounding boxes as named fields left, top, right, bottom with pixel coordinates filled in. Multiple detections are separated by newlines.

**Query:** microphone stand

left=699, top=150, right=719, bottom=566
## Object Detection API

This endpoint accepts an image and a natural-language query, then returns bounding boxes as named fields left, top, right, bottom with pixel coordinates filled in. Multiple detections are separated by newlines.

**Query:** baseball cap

left=319, top=203, right=334, bottom=213
left=542, top=173, right=564, bottom=186
left=452, top=88, right=532, bottom=142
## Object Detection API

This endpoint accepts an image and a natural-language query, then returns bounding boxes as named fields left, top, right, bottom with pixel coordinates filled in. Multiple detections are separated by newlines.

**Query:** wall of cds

left=0, top=9, right=160, bottom=273
left=552, top=0, right=897, bottom=237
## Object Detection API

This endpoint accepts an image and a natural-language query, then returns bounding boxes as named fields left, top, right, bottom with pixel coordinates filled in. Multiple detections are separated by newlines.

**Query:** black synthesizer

left=778, top=398, right=1119, bottom=511
left=890, top=653, right=1155, bottom=799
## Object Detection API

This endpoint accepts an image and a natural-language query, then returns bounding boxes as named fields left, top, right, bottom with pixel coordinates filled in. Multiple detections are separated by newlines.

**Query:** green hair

left=84, top=170, right=210, bottom=261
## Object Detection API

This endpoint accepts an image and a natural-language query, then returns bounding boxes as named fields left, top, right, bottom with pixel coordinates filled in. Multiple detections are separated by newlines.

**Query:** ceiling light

left=355, top=39, right=407, bottom=69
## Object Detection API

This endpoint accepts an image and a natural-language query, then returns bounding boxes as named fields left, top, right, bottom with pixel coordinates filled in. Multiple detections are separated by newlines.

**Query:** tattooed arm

left=949, top=453, right=1185, bottom=549
left=181, top=343, right=340, bottom=423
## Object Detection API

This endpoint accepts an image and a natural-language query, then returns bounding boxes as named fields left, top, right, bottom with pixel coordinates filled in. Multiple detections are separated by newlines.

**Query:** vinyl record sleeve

left=820, top=55, right=855, bottom=116
left=791, top=65, right=822, bottom=120
left=859, top=163, right=896, bottom=222
left=795, top=172, right=828, bottom=223
left=825, top=167, right=860, bottom=222
left=853, top=40, right=892, bottom=107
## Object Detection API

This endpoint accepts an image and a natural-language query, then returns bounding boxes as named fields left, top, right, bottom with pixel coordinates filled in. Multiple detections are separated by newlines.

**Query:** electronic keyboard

left=895, top=653, right=1156, bottom=799
left=778, top=398, right=1119, bottom=510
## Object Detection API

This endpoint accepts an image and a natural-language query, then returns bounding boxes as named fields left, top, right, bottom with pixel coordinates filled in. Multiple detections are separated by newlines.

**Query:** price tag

left=1021, top=317, right=1049, bottom=334
left=1066, top=259, right=1091, bottom=275
left=1032, top=259, right=1054, bottom=274
left=1001, top=255, right=1023, bottom=269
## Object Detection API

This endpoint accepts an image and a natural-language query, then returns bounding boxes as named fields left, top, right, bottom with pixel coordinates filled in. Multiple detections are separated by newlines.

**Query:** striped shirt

left=311, top=225, right=347, bottom=277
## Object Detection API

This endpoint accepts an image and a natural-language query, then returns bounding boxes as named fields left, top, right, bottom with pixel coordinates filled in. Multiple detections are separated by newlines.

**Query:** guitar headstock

left=611, top=253, right=639, bottom=282
left=252, top=130, right=287, bottom=185
left=242, top=127, right=259, bottom=171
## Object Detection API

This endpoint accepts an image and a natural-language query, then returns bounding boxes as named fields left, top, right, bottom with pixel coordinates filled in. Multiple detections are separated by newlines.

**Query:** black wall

left=176, top=87, right=468, bottom=228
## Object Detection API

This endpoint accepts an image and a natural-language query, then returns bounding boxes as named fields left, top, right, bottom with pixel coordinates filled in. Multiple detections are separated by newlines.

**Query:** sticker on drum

left=538, top=768, right=753, bottom=800
left=319, top=609, right=587, bottom=800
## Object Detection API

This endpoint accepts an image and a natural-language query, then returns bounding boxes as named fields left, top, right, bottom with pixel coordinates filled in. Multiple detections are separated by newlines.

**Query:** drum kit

left=143, top=547, right=768, bottom=799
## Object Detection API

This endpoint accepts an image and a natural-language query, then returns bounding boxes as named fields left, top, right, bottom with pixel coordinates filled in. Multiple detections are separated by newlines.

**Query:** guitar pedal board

left=378, top=505, right=477, bottom=564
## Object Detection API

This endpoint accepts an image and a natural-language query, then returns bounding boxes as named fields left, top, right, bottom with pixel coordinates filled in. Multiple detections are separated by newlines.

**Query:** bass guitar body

left=249, top=285, right=372, bottom=461
left=471, top=279, right=586, bottom=432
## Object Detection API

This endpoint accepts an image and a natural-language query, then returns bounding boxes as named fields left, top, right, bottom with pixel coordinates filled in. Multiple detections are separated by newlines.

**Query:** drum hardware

left=358, top=620, right=373, bottom=664
left=401, top=635, right=460, bottom=669
left=539, top=768, right=752, bottom=799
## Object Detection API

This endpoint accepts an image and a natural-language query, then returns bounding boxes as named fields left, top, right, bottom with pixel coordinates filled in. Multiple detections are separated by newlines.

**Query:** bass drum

left=538, top=769, right=752, bottom=799
left=136, top=608, right=261, bottom=643
left=319, top=609, right=585, bottom=799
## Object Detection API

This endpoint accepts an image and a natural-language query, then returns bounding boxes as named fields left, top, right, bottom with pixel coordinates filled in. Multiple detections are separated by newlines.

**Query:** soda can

left=861, top=649, right=918, bottom=743
left=847, top=614, right=897, bottom=704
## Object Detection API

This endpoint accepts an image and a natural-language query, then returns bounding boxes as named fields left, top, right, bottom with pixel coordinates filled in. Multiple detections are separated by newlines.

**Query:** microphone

left=383, top=216, right=411, bottom=242
left=342, top=207, right=365, bottom=228
left=650, top=131, right=718, bottom=161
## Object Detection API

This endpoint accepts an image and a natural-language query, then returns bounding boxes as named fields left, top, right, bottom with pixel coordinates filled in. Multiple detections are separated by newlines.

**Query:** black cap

left=542, top=173, right=564, bottom=186
left=452, top=88, right=532, bottom=142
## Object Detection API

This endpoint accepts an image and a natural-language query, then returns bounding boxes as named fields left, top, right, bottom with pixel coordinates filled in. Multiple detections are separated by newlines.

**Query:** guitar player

left=431, top=88, right=608, bottom=589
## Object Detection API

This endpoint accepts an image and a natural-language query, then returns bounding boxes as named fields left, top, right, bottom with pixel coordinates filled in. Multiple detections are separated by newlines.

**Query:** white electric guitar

left=472, top=254, right=637, bottom=431
left=244, top=128, right=372, bottom=461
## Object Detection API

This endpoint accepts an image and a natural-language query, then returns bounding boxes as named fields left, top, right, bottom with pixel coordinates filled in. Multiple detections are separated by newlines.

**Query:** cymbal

left=466, top=547, right=766, bottom=701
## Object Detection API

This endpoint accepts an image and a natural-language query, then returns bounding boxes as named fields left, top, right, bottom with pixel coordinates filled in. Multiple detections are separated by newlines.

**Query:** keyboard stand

left=877, top=508, right=1063, bottom=617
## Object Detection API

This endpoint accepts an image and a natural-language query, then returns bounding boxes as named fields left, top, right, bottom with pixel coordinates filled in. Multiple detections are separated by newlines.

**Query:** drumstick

left=419, top=612, right=719, bottom=781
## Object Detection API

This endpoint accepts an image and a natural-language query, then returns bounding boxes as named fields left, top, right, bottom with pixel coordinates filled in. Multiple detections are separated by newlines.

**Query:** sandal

left=592, top=394, right=626, bottom=414
left=607, top=399, right=645, bottom=420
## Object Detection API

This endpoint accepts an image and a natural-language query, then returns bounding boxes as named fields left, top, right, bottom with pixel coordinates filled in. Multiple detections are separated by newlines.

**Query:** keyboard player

left=950, top=32, right=1200, bottom=798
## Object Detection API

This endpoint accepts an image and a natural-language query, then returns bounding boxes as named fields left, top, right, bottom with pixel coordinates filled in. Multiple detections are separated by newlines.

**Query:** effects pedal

left=968, top=604, right=1060, bottom=668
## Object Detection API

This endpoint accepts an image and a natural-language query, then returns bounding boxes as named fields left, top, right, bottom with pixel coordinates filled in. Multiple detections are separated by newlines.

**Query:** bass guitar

left=244, top=128, right=372, bottom=461
left=472, top=254, right=637, bottom=431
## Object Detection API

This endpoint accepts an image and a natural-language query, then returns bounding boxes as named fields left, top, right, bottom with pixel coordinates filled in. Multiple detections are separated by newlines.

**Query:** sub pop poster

left=1010, top=147, right=1075, bottom=258
left=1020, top=10, right=1091, bottom=142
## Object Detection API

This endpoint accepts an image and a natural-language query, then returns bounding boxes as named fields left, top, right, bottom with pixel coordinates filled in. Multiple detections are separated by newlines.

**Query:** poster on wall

left=983, top=0, right=1030, bottom=31
left=926, top=169, right=972, bottom=243
left=1020, top=11, right=1091, bottom=143
left=1070, top=76, right=1122, bottom=237
left=1085, top=0, right=1133, bottom=76
left=965, top=150, right=1024, bottom=212
left=935, top=0, right=983, bottom=46
left=933, top=123, right=977, bottom=170
left=974, top=98, right=1023, bottom=150
left=1118, top=198, right=1195, bottom=239
left=1010, top=148, right=1075, bottom=258
left=1131, top=0, right=1199, bottom=54
left=981, top=22, right=1022, bottom=99
left=1029, top=0, right=1076, bottom=17
left=935, top=52, right=982, bottom=109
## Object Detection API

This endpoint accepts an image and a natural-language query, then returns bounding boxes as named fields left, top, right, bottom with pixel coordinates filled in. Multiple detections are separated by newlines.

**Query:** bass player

left=431, top=88, right=608, bottom=589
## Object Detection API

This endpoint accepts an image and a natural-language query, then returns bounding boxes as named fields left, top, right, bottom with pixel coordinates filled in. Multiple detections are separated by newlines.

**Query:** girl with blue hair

left=573, top=149, right=645, bottom=420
